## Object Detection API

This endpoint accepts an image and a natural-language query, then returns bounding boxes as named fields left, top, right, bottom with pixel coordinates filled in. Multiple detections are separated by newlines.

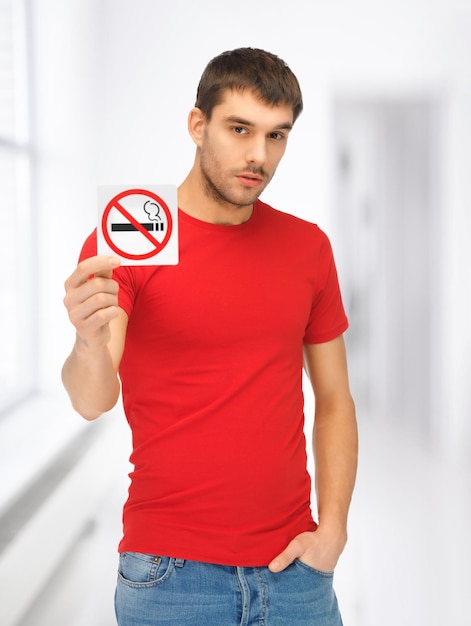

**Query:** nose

left=245, top=136, right=267, bottom=166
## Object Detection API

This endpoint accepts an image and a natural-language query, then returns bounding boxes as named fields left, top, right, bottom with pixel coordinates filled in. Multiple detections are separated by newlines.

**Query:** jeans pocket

left=294, top=558, right=335, bottom=578
left=117, top=552, right=175, bottom=588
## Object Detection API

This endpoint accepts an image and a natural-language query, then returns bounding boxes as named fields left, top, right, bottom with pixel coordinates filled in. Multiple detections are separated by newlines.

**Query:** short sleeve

left=303, top=231, right=349, bottom=344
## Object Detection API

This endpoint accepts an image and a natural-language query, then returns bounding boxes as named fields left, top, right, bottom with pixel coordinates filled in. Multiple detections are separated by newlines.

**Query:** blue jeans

left=115, top=552, right=343, bottom=625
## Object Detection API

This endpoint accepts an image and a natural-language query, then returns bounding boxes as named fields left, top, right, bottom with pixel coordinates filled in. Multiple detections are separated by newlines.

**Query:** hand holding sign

left=63, top=255, right=121, bottom=352
left=98, top=185, right=178, bottom=265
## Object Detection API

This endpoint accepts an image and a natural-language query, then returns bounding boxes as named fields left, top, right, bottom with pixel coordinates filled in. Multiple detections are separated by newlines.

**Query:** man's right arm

left=61, top=255, right=128, bottom=421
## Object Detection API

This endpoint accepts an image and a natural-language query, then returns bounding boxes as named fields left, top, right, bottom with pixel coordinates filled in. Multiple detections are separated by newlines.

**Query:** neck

left=178, top=167, right=254, bottom=226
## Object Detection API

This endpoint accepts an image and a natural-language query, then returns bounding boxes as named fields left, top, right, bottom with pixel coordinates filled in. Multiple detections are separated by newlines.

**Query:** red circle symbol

left=101, top=188, right=173, bottom=260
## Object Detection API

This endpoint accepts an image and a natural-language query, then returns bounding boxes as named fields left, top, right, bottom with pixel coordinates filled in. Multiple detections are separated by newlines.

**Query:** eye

left=232, top=126, right=248, bottom=135
left=269, top=132, right=285, bottom=140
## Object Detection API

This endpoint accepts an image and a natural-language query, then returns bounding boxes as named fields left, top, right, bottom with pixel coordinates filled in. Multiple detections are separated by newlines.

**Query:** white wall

left=33, top=0, right=470, bottom=444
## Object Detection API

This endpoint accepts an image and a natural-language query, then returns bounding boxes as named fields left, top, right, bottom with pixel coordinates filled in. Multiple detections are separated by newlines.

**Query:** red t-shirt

left=80, top=200, right=348, bottom=566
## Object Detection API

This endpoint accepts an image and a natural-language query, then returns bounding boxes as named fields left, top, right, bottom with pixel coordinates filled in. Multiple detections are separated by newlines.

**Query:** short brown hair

left=195, top=47, right=303, bottom=123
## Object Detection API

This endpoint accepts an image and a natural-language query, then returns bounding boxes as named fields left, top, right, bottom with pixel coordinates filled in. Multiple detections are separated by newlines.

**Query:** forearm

left=268, top=395, right=357, bottom=573
left=313, top=392, right=358, bottom=532
left=61, top=335, right=121, bottom=420
left=268, top=338, right=357, bottom=573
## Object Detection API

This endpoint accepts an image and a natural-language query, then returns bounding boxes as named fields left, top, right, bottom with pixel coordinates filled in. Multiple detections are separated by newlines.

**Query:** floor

left=15, top=416, right=471, bottom=626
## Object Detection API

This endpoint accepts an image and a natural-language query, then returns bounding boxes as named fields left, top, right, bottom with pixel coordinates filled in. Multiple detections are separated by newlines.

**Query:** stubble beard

left=199, top=145, right=270, bottom=211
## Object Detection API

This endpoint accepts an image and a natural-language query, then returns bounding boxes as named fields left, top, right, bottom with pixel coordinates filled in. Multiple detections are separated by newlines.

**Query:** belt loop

left=175, top=558, right=185, bottom=568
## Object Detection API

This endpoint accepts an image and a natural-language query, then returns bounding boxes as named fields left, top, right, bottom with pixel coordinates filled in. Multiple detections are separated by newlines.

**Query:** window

left=0, top=0, right=36, bottom=413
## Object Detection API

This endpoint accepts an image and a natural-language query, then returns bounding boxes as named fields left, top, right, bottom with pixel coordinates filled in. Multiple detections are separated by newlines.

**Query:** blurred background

left=0, top=0, right=470, bottom=624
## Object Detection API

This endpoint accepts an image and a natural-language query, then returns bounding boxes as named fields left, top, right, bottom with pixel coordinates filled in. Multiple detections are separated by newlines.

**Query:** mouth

left=236, top=173, right=263, bottom=188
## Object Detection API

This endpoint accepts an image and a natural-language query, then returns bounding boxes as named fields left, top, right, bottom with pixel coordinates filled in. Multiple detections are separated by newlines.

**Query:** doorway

left=332, top=97, right=442, bottom=441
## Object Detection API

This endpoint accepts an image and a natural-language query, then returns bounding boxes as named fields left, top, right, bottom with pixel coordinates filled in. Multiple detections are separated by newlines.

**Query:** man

left=62, top=47, right=358, bottom=626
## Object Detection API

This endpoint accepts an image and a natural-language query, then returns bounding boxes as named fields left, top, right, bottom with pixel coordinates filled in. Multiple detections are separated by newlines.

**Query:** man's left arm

left=269, top=335, right=358, bottom=573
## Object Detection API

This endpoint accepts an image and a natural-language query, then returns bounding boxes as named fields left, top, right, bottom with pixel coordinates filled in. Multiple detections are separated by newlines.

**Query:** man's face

left=197, top=89, right=294, bottom=211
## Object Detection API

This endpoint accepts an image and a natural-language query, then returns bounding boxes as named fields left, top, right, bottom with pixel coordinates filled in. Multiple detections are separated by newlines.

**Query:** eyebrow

left=224, top=115, right=293, bottom=132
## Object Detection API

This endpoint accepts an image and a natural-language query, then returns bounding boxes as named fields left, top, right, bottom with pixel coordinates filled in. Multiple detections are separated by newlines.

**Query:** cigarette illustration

left=111, top=200, right=165, bottom=231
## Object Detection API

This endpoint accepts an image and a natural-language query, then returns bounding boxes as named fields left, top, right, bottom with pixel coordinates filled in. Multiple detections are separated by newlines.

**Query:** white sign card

left=97, top=184, right=178, bottom=265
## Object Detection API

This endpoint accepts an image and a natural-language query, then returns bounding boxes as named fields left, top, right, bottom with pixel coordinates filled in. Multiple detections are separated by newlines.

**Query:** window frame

left=0, top=0, right=38, bottom=415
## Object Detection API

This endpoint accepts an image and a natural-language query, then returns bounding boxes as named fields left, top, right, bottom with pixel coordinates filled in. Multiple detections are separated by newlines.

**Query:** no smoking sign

left=97, top=185, right=178, bottom=265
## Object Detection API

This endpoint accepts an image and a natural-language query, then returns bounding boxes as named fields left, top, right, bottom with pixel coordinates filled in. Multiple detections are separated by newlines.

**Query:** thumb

left=268, top=538, right=303, bottom=573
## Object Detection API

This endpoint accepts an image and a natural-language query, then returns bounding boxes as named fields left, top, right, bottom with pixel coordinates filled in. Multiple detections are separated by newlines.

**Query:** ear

left=187, top=107, right=206, bottom=147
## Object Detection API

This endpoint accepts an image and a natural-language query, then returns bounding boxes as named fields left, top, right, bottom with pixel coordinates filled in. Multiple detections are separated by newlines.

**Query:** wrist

left=316, top=519, right=348, bottom=548
left=74, top=332, right=109, bottom=357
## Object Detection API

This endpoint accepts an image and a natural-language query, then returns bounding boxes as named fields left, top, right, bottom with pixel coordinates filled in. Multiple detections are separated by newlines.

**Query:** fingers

left=64, top=256, right=120, bottom=291
left=63, top=256, right=121, bottom=346
left=67, top=275, right=119, bottom=309
left=268, top=529, right=343, bottom=574
left=67, top=290, right=119, bottom=327
left=268, top=535, right=305, bottom=573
